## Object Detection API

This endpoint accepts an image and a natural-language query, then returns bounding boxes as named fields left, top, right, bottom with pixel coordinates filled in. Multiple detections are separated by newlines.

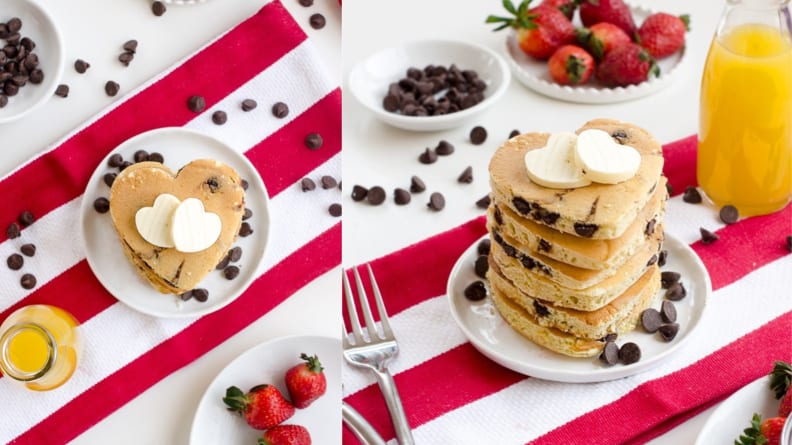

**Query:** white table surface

left=0, top=0, right=341, bottom=444
left=342, top=0, right=725, bottom=443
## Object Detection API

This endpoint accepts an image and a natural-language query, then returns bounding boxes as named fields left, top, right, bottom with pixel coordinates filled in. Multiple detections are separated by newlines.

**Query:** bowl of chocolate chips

left=0, top=0, right=64, bottom=124
left=348, top=39, right=510, bottom=132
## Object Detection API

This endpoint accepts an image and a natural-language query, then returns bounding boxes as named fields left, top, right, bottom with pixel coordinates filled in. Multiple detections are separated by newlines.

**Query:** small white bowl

left=347, top=39, right=510, bottom=132
left=0, top=0, right=64, bottom=124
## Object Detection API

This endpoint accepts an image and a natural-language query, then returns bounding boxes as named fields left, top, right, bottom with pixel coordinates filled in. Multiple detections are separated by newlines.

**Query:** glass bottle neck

left=0, top=323, right=56, bottom=382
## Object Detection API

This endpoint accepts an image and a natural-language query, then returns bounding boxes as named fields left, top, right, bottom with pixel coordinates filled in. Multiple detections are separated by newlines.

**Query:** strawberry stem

left=301, top=352, right=324, bottom=373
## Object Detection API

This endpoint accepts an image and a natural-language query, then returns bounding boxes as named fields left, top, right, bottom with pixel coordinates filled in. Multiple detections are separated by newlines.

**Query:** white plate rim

left=79, top=127, right=271, bottom=318
left=446, top=232, right=711, bottom=383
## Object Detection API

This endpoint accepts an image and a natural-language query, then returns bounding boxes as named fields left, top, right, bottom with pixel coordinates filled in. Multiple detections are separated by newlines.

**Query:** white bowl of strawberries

left=488, top=0, right=688, bottom=104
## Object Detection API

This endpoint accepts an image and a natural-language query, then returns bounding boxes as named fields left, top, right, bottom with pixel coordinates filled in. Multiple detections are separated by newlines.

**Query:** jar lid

left=0, top=323, right=55, bottom=381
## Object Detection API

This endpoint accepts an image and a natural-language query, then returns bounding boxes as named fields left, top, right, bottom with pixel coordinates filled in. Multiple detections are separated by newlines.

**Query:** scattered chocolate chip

left=435, top=140, right=455, bottom=156
left=428, top=192, right=445, bottom=211
left=574, top=223, right=598, bottom=238
left=351, top=185, right=368, bottom=201
left=474, top=255, right=488, bottom=279
left=18, top=211, right=34, bottom=226
left=646, top=254, right=658, bottom=267
left=682, top=186, right=702, bottom=204
left=104, top=81, right=120, bottom=97
left=381, top=64, right=486, bottom=117
left=19, top=243, right=35, bottom=257
left=152, top=1, right=167, bottom=16
left=661, top=300, right=677, bottom=323
left=321, top=175, right=337, bottom=189
left=328, top=203, right=342, bottom=217
left=241, top=98, right=257, bottom=112
left=119, top=161, right=133, bottom=171
left=272, top=101, right=289, bottom=118
left=223, top=265, right=240, bottom=280
left=304, top=133, right=323, bottom=150
left=212, top=110, right=228, bottom=125
left=470, top=126, right=488, bottom=145
left=7, top=18, right=22, bottom=33
left=93, top=197, right=110, bottom=213
left=123, top=39, right=138, bottom=53
left=509, top=129, right=520, bottom=139
left=180, top=290, right=194, bottom=301
left=118, top=51, right=134, bottom=66
left=20, top=273, right=36, bottom=290
left=7, top=253, right=23, bottom=270
left=6, top=223, right=20, bottom=239
left=240, top=179, right=249, bottom=191
left=367, top=186, right=386, bottom=205
left=700, top=228, right=719, bottom=245
left=658, top=249, right=668, bottom=267
left=603, top=333, right=618, bottom=343
left=215, top=253, right=231, bottom=270
left=660, top=271, right=681, bottom=289
left=133, top=150, right=149, bottom=163
left=457, top=166, right=473, bottom=184
left=410, top=175, right=426, bottom=193
left=309, top=13, right=326, bottom=29
left=54, top=84, right=69, bottom=97
left=619, top=342, right=641, bottom=365
left=658, top=323, right=679, bottom=342
left=640, top=308, right=663, bottom=333
left=148, top=152, right=164, bottom=163
left=193, top=288, right=209, bottom=302
left=226, top=246, right=242, bottom=263
left=599, top=341, right=620, bottom=365
left=719, top=205, right=739, bottom=224
left=108, top=153, right=123, bottom=168
left=188, top=95, right=206, bottom=113
left=464, top=280, right=487, bottom=301
left=393, top=188, right=411, bottom=205
left=418, top=147, right=437, bottom=164
left=300, top=177, right=316, bottom=191
left=239, top=222, right=253, bottom=237
left=242, top=208, right=253, bottom=220
left=477, top=239, right=491, bottom=256
left=475, top=195, right=491, bottom=209
left=665, top=282, right=687, bottom=301
left=74, top=59, right=90, bottom=73
left=298, top=0, right=314, bottom=6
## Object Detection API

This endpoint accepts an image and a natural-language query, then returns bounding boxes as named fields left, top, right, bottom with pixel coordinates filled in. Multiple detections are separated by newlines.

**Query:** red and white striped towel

left=0, top=2, right=340, bottom=443
left=342, top=136, right=792, bottom=444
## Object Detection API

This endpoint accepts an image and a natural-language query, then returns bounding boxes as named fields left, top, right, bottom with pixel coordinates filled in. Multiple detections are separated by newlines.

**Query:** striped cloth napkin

left=342, top=136, right=792, bottom=444
left=0, top=2, right=340, bottom=443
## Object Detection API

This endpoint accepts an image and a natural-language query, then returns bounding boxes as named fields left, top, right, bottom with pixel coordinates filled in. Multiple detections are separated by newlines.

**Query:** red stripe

left=661, top=135, right=698, bottom=196
left=10, top=224, right=340, bottom=445
left=0, top=0, right=306, bottom=243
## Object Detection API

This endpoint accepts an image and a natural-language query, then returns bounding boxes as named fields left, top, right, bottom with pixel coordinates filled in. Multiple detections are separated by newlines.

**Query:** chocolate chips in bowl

left=347, top=39, right=511, bottom=131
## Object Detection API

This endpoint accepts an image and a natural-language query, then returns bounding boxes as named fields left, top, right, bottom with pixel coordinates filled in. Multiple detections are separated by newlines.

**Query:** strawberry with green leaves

left=578, top=0, right=637, bottom=36
left=487, top=0, right=576, bottom=60
left=285, top=353, right=327, bottom=409
left=637, top=12, right=690, bottom=59
left=223, top=384, right=295, bottom=430
left=540, top=0, right=577, bottom=20
left=548, top=45, right=594, bottom=85
left=596, top=42, right=659, bottom=87
left=258, top=425, right=312, bottom=445
left=771, top=360, right=792, bottom=417
left=576, top=22, right=632, bottom=61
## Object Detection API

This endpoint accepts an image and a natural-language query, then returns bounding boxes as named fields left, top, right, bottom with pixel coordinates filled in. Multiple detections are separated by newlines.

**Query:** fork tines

left=342, top=264, right=395, bottom=345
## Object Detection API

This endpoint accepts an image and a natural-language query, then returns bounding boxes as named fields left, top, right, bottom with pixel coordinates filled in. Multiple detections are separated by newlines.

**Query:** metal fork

left=342, top=265, right=415, bottom=445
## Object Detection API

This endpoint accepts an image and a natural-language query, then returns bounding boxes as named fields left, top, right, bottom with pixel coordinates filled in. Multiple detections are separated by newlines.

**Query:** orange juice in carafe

left=698, top=1, right=792, bottom=216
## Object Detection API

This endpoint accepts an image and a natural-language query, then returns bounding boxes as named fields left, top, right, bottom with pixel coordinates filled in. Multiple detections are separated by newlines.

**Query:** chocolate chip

left=240, top=179, right=249, bottom=190
left=719, top=205, right=739, bottom=224
left=611, top=129, right=628, bottom=144
left=682, top=186, right=702, bottom=204
left=600, top=341, right=620, bottom=365
left=215, top=253, right=231, bottom=270
left=188, top=95, right=206, bottom=113
left=435, top=140, right=455, bottom=155
left=193, top=288, right=209, bottom=302
left=493, top=206, right=503, bottom=225
left=119, top=161, right=133, bottom=171
left=602, top=333, right=618, bottom=343
left=152, top=1, right=167, bottom=16
left=304, top=133, right=323, bottom=150
left=180, top=290, right=194, bottom=301
left=6, top=223, right=20, bottom=239
left=410, top=176, right=426, bottom=193
left=239, top=223, right=253, bottom=237
left=351, top=185, right=368, bottom=201
left=574, top=223, right=598, bottom=238
left=787, top=235, right=792, bottom=253
left=7, top=18, right=22, bottom=34
left=223, top=266, right=240, bottom=280
left=0, top=95, right=7, bottom=108
left=367, top=186, right=386, bottom=205
left=457, top=166, right=473, bottom=184
left=474, top=255, right=488, bottom=278
left=272, top=102, right=289, bottom=118
left=512, top=197, right=531, bottom=215
left=475, top=195, right=491, bottom=209
left=105, top=81, right=120, bottom=97
left=108, top=153, right=123, bottom=168
left=211, top=110, right=228, bottom=125
left=54, top=84, right=69, bottom=97
left=205, top=178, right=219, bottom=192
left=658, top=323, right=679, bottom=341
left=394, top=188, right=411, bottom=205
left=532, top=300, right=550, bottom=317
left=241, top=99, right=257, bottom=112
left=700, top=228, right=719, bottom=245
left=666, top=182, right=673, bottom=195
left=646, top=254, right=658, bottom=267
left=428, top=192, right=445, bottom=211
left=470, top=126, right=488, bottom=145
left=123, top=40, right=138, bottom=53
left=309, top=13, right=326, bottom=29
left=298, top=0, right=314, bottom=6
left=477, top=239, right=491, bottom=256
left=147, top=152, right=164, bottom=163
left=640, top=308, right=663, bottom=333
left=20, top=243, right=35, bottom=257
left=660, top=271, right=681, bottom=289
left=227, top=246, right=242, bottom=263
left=7, top=253, right=23, bottom=270
left=118, top=51, right=134, bottom=66
left=464, top=280, right=487, bottom=301
left=619, top=342, right=641, bottom=365
left=658, top=250, right=668, bottom=267
left=133, top=150, right=149, bottom=163
left=18, top=211, right=34, bottom=226
left=321, top=175, right=337, bottom=189
left=645, top=218, right=656, bottom=236
left=418, top=147, right=437, bottom=164
left=509, top=129, right=520, bottom=139
left=93, top=197, right=110, bottom=213
left=538, top=239, right=552, bottom=253
left=661, top=300, right=677, bottom=323
left=328, top=203, right=342, bottom=217
left=20, top=273, right=36, bottom=290
left=300, top=177, right=316, bottom=192
left=242, top=208, right=253, bottom=220
left=665, top=282, right=687, bottom=301
left=74, top=59, right=90, bottom=73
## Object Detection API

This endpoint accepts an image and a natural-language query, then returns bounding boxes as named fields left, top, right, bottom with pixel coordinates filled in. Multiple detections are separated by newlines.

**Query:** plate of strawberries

left=189, top=335, right=341, bottom=445
left=487, top=0, right=688, bottom=103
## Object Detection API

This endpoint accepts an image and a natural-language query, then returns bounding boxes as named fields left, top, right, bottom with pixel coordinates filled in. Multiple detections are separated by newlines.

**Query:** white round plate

left=505, top=4, right=687, bottom=104
left=347, top=39, right=511, bottom=132
left=447, top=232, right=710, bottom=383
left=79, top=127, right=271, bottom=318
left=189, top=335, right=341, bottom=445
left=694, top=376, right=779, bottom=445
left=0, top=0, right=64, bottom=124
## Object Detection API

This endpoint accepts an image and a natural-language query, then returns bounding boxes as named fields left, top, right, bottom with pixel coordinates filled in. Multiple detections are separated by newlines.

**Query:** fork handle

left=372, top=368, right=415, bottom=445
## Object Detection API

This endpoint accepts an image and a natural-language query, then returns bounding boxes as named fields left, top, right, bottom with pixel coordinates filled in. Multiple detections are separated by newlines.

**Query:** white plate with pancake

left=189, top=335, right=341, bottom=445
left=446, top=232, right=710, bottom=383
left=79, top=127, right=271, bottom=318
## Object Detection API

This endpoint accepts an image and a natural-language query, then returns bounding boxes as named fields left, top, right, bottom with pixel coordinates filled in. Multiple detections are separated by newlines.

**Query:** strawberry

left=780, top=390, right=792, bottom=418
left=596, top=42, right=659, bottom=87
left=771, top=361, right=792, bottom=416
left=578, top=0, right=637, bottom=36
left=548, top=45, right=594, bottom=85
left=575, top=22, right=632, bottom=60
left=761, top=417, right=786, bottom=445
left=223, top=384, right=295, bottom=430
left=637, top=13, right=690, bottom=58
left=487, top=0, right=575, bottom=60
left=540, top=0, right=576, bottom=20
left=258, top=425, right=312, bottom=445
left=285, top=353, right=327, bottom=409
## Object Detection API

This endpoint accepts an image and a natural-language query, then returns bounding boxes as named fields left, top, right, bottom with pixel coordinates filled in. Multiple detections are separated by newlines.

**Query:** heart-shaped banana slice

left=135, top=194, right=181, bottom=248
left=171, top=198, right=222, bottom=253
left=575, top=129, right=641, bottom=184
left=524, top=132, right=591, bottom=189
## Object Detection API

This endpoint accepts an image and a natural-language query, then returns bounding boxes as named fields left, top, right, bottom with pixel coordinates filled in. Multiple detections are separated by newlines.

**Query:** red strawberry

left=285, top=353, right=327, bottom=409
left=780, top=390, right=792, bottom=418
left=258, top=425, right=312, bottom=445
left=771, top=361, right=792, bottom=416
left=576, top=22, right=632, bottom=60
left=223, top=384, right=295, bottom=430
left=487, top=0, right=575, bottom=60
left=596, top=42, right=659, bottom=87
left=637, top=13, right=690, bottom=58
left=761, top=417, right=786, bottom=445
left=579, top=0, right=637, bottom=36
left=540, top=0, right=576, bottom=20
left=548, top=45, right=594, bottom=85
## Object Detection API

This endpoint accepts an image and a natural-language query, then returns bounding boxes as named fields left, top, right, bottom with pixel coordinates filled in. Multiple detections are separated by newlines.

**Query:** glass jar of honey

left=0, top=305, right=82, bottom=391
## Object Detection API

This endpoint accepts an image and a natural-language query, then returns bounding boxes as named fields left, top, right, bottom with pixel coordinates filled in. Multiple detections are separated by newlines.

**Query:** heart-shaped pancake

left=109, top=159, right=246, bottom=294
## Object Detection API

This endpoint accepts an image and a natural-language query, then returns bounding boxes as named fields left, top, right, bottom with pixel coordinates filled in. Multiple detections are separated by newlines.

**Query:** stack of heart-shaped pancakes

left=486, top=119, right=667, bottom=357
left=109, top=159, right=246, bottom=295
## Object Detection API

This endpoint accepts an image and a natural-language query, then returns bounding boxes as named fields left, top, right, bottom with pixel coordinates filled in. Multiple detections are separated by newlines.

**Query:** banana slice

left=524, top=132, right=591, bottom=189
left=576, top=129, right=641, bottom=184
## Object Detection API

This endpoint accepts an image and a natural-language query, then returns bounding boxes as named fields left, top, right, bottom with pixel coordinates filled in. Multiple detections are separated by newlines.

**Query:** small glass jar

left=0, top=305, right=82, bottom=391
